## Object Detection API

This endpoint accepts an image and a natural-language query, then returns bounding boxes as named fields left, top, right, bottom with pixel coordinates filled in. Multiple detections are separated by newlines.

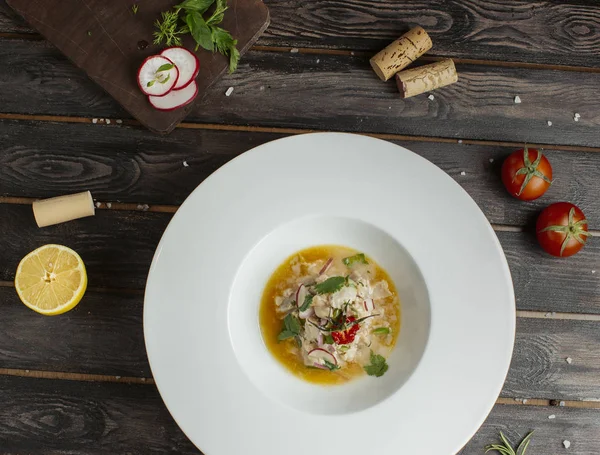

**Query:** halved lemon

left=15, top=244, right=87, bottom=315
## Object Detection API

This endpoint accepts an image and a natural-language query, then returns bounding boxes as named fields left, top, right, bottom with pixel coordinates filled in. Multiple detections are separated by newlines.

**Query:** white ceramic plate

left=144, top=132, right=515, bottom=454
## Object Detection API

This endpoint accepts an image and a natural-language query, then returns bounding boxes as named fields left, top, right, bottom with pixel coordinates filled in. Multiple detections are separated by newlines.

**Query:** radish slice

left=319, top=258, right=333, bottom=275
left=148, top=81, right=198, bottom=111
left=307, top=348, right=337, bottom=366
left=299, top=307, right=314, bottom=320
left=137, top=55, right=179, bottom=96
left=296, top=284, right=308, bottom=308
left=160, top=47, right=200, bottom=89
left=363, top=298, right=375, bottom=312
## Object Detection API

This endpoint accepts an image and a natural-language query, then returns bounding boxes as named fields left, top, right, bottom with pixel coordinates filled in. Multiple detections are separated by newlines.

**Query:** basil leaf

left=372, top=327, right=391, bottom=335
left=342, top=253, right=368, bottom=267
left=314, top=276, right=345, bottom=294
left=298, top=294, right=313, bottom=312
left=186, top=12, right=214, bottom=51
left=157, top=63, right=174, bottom=72
left=176, top=0, right=215, bottom=13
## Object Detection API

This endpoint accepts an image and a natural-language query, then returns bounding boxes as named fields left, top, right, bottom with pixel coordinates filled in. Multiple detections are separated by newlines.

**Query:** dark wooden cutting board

left=6, top=0, right=269, bottom=133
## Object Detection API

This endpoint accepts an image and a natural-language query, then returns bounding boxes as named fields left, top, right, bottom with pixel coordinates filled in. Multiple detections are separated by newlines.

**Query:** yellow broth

left=259, top=245, right=401, bottom=385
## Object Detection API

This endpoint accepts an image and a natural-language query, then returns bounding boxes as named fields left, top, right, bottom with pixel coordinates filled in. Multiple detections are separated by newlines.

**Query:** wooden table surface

left=1, top=1, right=600, bottom=453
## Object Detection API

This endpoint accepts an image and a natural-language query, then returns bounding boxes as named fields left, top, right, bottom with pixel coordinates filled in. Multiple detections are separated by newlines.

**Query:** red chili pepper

left=331, top=317, right=360, bottom=345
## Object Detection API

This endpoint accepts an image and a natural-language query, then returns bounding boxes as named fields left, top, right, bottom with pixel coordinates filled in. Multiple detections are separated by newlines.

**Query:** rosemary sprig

left=485, top=431, right=534, bottom=455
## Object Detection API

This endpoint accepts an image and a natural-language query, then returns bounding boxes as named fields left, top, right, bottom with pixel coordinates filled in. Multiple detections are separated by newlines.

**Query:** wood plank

left=0, top=375, right=200, bottom=454
left=3, top=120, right=600, bottom=227
left=0, top=287, right=150, bottom=378
left=2, top=285, right=600, bottom=402
left=460, top=403, right=600, bottom=454
left=1, top=207, right=599, bottom=314
left=1, top=40, right=599, bottom=146
left=0, top=204, right=169, bottom=290
left=4, top=0, right=600, bottom=69
left=0, top=374, right=598, bottom=454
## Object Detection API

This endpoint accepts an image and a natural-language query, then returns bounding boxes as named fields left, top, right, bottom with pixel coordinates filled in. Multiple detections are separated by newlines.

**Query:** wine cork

left=33, top=191, right=95, bottom=228
left=370, top=26, right=433, bottom=81
left=396, top=59, right=458, bottom=98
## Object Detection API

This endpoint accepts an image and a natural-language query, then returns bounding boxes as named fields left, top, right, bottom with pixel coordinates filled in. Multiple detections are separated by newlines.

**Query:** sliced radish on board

left=137, top=55, right=179, bottom=96
left=160, top=47, right=200, bottom=89
left=307, top=348, right=337, bottom=366
left=148, top=81, right=198, bottom=111
left=363, top=298, right=375, bottom=312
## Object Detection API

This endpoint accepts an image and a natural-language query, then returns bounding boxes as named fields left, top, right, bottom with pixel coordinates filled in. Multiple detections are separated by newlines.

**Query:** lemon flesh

left=15, top=244, right=87, bottom=315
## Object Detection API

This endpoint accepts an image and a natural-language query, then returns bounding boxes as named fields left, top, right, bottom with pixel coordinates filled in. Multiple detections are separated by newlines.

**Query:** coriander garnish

left=363, top=350, right=388, bottom=377
left=131, top=4, right=139, bottom=14
left=485, top=431, right=534, bottom=455
left=153, top=0, right=240, bottom=73
left=278, top=313, right=301, bottom=341
left=314, top=276, right=345, bottom=294
left=372, top=327, right=391, bottom=335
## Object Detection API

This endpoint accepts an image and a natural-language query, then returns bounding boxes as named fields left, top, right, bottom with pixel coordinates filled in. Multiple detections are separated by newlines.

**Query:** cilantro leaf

left=278, top=313, right=302, bottom=342
left=277, top=330, right=295, bottom=341
left=314, top=276, right=345, bottom=294
left=363, top=351, right=388, bottom=377
left=342, top=253, right=368, bottom=267
left=298, top=294, right=313, bottom=312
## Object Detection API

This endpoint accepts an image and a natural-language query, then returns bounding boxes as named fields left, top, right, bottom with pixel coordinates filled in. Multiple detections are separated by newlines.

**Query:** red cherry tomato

left=501, top=148, right=552, bottom=201
left=536, top=202, right=589, bottom=257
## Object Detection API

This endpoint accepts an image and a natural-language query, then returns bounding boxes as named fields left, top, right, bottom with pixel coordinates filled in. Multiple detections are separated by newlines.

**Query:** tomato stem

left=539, top=207, right=589, bottom=256
left=513, top=147, right=552, bottom=196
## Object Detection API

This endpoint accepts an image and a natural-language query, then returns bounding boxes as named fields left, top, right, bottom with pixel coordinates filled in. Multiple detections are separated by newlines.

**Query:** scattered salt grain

left=316, top=59, right=320, bottom=64
left=563, top=440, right=571, bottom=449
left=116, top=119, right=123, bottom=124
left=574, top=113, right=581, bottom=119
left=290, top=48, right=299, bottom=53
left=92, top=118, right=98, bottom=124
left=489, top=158, right=494, bottom=163
left=259, top=86, right=265, bottom=91
left=559, top=401, right=566, bottom=406
left=515, top=398, right=521, bottom=402
left=522, top=399, right=528, bottom=404
left=225, top=87, right=234, bottom=97
left=460, top=171, right=466, bottom=176
left=141, top=377, right=146, bottom=382
left=105, top=119, right=111, bottom=125
left=350, top=51, right=355, bottom=56
left=593, top=270, right=596, bottom=274
left=514, top=95, right=522, bottom=104
left=549, top=414, right=556, bottom=419
left=106, top=202, right=112, bottom=209
left=183, top=161, right=189, bottom=168
left=95, top=202, right=101, bottom=208
left=574, top=117, right=580, bottom=122
left=547, top=120, right=553, bottom=126
left=25, top=370, right=30, bottom=373
left=137, top=204, right=149, bottom=211
left=388, top=106, right=392, bottom=110
left=545, top=312, right=552, bottom=318
left=115, top=376, right=121, bottom=380
left=428, top=94, right=435, bottom=100
left=458, top=139, right=463, bottom=144
left=566, top=357, right=573, bottom=364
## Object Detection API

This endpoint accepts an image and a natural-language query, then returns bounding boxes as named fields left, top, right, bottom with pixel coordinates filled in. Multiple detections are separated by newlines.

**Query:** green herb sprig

left=485, top=431, right=534, bottom=455
left=278, top=313, right=301, bottom=342
left=154, top=0, right=240, bottom=73
left=314, top=276, right=346, bottom=295
left=363, top=350, right=388, bottom=377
